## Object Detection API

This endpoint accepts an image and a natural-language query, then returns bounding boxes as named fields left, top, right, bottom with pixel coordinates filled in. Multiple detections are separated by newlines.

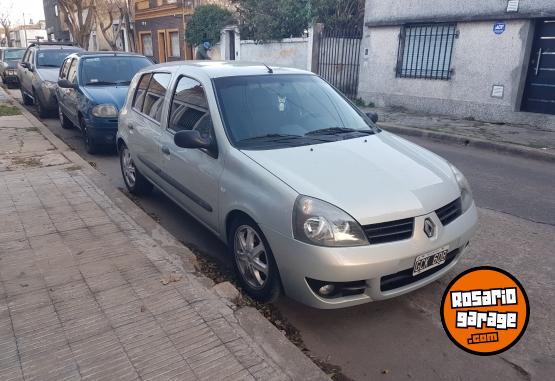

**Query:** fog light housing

left=306, top=278, right=367, bottom=299
left=318, top=284, right=335, bottom=296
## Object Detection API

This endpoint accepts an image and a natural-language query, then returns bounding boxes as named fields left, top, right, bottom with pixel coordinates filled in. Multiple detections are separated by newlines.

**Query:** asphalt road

left=9, top=89, right=555, bottom=381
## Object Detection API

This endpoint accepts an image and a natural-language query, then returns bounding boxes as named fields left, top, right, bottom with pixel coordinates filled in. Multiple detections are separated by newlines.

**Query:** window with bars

left=397, top=23, right=457, bottom=80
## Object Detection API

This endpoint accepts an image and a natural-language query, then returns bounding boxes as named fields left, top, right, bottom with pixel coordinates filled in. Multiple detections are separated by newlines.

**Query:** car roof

left=145, top=60, right=314, bottom=79
left=31, top=45, right=82, bottom=51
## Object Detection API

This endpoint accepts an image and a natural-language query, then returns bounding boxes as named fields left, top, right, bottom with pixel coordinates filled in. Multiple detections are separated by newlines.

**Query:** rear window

left=36, top=49, right=81, bottom=68
left=81, top=55, right=152, bottom=86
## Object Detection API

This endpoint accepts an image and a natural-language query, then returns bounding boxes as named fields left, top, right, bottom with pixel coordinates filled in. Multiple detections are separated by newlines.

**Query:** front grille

left=363, top=217, right=414, bottom=244
left=435, top=198, right=462, bottom=226
left=380, top=248, right=460, bottom=292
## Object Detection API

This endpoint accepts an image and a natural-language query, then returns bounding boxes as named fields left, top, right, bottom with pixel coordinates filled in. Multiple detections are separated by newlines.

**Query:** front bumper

left=1, top=71, right=19, bottom=84
left=86, top=117, right=119, bottom=146
left=262, top=202, right=479, bottom=309
left=36, top=84, right=58, bottom=111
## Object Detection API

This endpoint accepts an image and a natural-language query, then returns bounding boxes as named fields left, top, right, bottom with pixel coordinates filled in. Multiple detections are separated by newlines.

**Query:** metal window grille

left=396, top=23, right=457, bottom=80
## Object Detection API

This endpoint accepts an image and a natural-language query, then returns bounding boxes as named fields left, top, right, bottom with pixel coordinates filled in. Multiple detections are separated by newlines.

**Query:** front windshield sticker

left=278, top=96, right=286, bottom=112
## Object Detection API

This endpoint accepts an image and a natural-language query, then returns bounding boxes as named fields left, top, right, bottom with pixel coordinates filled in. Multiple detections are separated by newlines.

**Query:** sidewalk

left=0, top=90, right=328, bottom=380
left=363, top=106, right=555, bottom=162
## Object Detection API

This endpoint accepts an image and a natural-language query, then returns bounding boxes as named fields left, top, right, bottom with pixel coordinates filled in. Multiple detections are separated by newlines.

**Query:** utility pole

left=22, top=13, right=28, bottom=46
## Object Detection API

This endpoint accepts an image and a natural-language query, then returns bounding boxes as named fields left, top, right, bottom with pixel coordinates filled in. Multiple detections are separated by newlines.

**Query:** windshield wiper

left=37, top=64, right=60, bottom=68
left=305, top=127, right=375, bottom=136
left=115, top=80, right=131, bottom=85
left=239, top=133, right=303, bottom=142
left=85, top=81, right=117, bottom=86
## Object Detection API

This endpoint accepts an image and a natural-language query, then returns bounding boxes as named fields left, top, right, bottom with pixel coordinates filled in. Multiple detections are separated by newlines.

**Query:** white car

left=117, top=61, right=478, bottom=309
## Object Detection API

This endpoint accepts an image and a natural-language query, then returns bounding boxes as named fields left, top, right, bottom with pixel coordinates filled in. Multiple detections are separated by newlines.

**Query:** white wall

left=358, top=20, right=535, bottom=122
left=239, top=38, right=310, bottom=70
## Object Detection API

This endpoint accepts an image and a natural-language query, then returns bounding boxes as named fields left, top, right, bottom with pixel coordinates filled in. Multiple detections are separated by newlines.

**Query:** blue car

left=56, top=52, right=152, bottom=153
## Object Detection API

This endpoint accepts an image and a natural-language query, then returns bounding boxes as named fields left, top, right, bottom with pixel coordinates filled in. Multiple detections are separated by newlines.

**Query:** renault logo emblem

left=424, top=218, right=436, bottom=238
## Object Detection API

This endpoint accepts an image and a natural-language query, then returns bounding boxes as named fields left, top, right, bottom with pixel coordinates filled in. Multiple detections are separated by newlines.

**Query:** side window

left=60, top=58, right=72, bottom=79
left=28, top=50, right=35, bottom=66
left=168, top=76, right=213, bottom=142
left=133, top=73, right=151, bottom=112
left=142, top=73, right=172, bottom=123
left=67, top=59, right=78, bottom=84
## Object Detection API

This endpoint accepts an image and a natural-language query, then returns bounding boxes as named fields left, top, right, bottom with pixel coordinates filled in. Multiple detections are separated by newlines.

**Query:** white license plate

left=412, top=246, right=449, bottom=276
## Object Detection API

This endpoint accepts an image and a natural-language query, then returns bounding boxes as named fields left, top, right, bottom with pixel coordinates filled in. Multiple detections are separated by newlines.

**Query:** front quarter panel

left=219, top=148, right=299, bottom=243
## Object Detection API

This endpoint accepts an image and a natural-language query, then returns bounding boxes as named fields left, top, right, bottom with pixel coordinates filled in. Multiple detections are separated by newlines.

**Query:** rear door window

left=60, top=58, right=72, bottom=79
left=142, top=73, right=172, bottom=123
left=133, top=73, right=151, bottom=112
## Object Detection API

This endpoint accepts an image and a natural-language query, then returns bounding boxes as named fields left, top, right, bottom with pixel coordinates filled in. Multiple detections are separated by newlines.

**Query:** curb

left=4, top=89, right=330, bottom=380
left=379, top=122, right=555, bottom=163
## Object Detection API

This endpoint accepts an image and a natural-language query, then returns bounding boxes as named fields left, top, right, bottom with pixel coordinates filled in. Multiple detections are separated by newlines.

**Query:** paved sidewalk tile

left=0, top=168, right=294, bottom=380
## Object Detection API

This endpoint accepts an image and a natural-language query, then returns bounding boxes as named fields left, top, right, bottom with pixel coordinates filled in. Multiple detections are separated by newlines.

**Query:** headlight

left=449, top=164, right=473, bottom=212
left=92, top=104, right=118, bottom=118
left=42, top=80, right=57, bottom=89
left=293, top=195, right=368, bottom=247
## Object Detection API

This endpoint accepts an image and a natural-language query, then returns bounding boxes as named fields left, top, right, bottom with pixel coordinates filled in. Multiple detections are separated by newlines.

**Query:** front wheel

left=80, top=118, right=98, bottom=154
left=33, top=91, right=49, bottom=118
left=58, top=105, right=73, bottom=129
left=21, top=89, right=33, bottom=105
left=229, top=216, right=282, bottom=303
left=119, top=143, right=153, bottom=195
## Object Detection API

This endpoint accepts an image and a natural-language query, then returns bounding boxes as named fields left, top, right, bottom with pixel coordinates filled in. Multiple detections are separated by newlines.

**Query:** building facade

left=42, top=0, right=72, bottom=42
left=134, top=0, right=198, bottom=63
left=8, top=22, right=48, bottom=47
left=358, top=0, right=555, bottom=124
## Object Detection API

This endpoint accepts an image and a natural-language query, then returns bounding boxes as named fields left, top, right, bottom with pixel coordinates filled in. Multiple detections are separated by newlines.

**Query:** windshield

left=36, top=49, right=80, bottom=68
left=82, top=56, right=152, bottom=86
left=4, top=49, right=25, bottom=60
left=214, top=74, right=378, bottom=150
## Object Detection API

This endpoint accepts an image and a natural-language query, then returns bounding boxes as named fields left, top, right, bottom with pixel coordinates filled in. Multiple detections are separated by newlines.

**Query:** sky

left=4, top=0, right=46, bottom=26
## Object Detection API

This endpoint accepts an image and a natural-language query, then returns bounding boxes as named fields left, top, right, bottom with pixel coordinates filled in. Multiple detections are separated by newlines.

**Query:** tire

left=33, top=90, right=49, bottom=118
left=21, top=89, right=33, bottom=105
left=228, top=216, right=282, bottom=303
left=119, top=143, right=153, bottom=195
left=80, top=118, right=98, bottom=154
left=58, top=105, right=73, bottom=129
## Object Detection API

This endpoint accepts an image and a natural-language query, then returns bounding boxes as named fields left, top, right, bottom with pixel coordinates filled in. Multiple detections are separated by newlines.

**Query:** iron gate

left=317, top=26, right=363, bottom=99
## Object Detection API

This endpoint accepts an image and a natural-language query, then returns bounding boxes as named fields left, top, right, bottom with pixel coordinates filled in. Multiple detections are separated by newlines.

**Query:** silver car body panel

left=117, top=61, right=479, bottom=308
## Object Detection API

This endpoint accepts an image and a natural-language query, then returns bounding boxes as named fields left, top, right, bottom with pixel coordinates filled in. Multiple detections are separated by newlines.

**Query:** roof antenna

left=263, top=63, right=273, bottom=74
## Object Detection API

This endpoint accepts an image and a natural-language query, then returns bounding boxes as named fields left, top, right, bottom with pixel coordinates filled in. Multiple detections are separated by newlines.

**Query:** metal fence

left=317, top=27, right=363, bottom=99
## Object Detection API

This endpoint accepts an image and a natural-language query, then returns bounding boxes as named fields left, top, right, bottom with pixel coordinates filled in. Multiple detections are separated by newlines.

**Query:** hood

left=242, top=132, right=461, bottom=225
left=82, top=85, right=130, bottom=110
left=36, top=68, right=60, bottom=82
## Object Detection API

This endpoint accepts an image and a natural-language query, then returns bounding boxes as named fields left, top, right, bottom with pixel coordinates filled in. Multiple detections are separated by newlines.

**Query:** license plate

left=413, top=245, right=449, bottom=276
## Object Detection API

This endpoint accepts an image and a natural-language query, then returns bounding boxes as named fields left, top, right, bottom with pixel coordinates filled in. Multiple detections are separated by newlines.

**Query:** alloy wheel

left=121, top=147, right=136, bottom=187
left=234, top=225, right=269, bottom=289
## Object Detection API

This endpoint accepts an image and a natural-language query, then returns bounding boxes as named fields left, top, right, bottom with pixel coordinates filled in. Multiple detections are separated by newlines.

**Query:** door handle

left=535, top=48, right=542, bottom=76
left=127, top=122, right=134, bottom=130
left=161, top=146, right=170, bottom=155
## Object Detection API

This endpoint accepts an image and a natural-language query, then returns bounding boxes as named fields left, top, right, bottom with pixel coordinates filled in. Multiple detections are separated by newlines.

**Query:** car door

left=57, top=57, right=73, bottom=117
left=64, top=58, right=80, bottom=124
left=19, top=49, right=33, bottom=95
left=158, top=75, right=224, bottom=232
left=126, top=72, right=172, bottom=185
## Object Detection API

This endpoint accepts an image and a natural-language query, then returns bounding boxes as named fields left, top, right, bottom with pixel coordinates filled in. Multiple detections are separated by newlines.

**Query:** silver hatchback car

left=117, top=62, right=478, bottom=309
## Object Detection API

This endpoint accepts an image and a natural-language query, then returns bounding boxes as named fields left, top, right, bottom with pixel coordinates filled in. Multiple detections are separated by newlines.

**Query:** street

left=8, top=88, right=555, bottom=380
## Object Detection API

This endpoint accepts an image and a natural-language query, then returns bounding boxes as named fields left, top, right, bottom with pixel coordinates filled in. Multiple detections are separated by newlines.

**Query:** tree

left=57, top=0, right=96, bottom=49
left=0, top=3, right=13, bottom=47
left=185, top=4, right=233, bottom=46
left=310, top=0, right=365, bottom=31
left=231, top=0, right=310, bottom=41
left=95, top=0, right=134, bottom=51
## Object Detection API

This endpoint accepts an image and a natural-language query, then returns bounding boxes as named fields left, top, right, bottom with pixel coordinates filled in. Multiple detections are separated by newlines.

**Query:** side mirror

left=57, top=79, right=76, bottom=89
left=174, top=130, right=212, bottom=149
left=365, top=112, right=379, bottom=123
left=20, top=62, right=31, bottom=70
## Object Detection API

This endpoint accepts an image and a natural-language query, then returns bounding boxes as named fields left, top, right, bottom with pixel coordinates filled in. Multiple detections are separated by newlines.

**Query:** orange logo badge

left=440, top=266, right=529, bottom=355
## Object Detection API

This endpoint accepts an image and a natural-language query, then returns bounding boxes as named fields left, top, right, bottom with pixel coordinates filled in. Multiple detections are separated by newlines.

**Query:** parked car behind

left=117, top=62, right=478, bottom=309
left=57, top=52, right=152, bottom=153
left=0, top=47, right=26, bottom=88
left=17, top=42, right=83, bottom=117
